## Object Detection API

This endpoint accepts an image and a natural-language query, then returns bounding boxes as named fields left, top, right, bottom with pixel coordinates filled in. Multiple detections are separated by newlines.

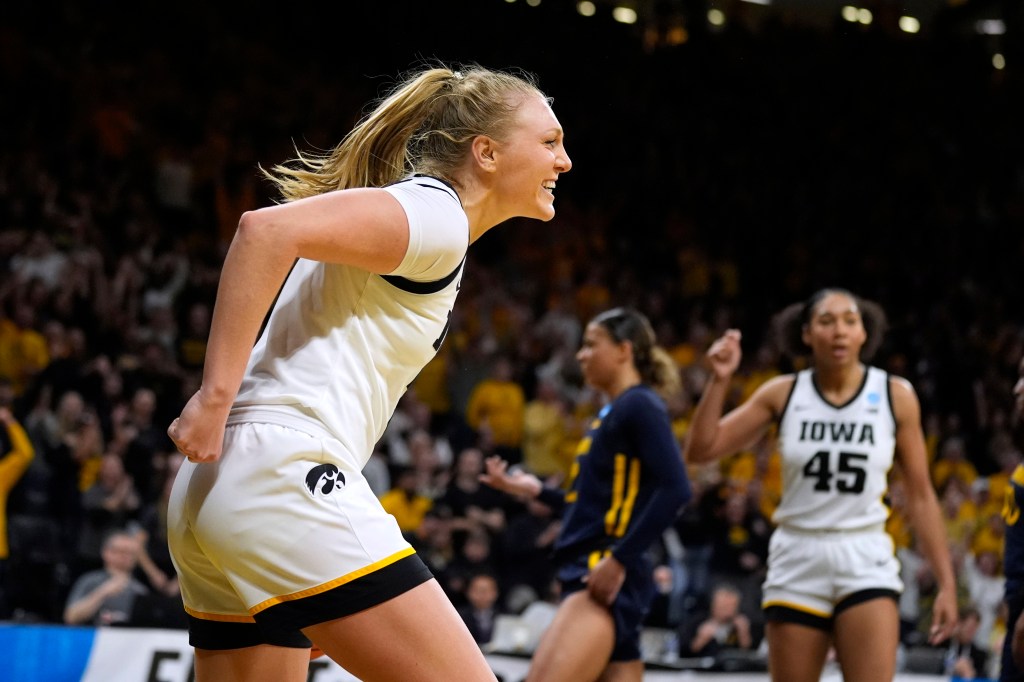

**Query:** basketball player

left=684, top=288, right=957, bottom=682
left=1000, top=350, right=1024, bottom=681
left=481, top=307, right=693, bottom=682
left=164, top=62, right=571, bottom=682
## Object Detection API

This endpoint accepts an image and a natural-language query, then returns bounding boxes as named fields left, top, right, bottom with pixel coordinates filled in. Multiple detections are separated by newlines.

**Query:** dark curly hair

left=772, top=287, right=888, bottom=362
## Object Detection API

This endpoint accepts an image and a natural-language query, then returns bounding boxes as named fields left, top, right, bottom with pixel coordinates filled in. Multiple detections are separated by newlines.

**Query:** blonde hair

left=262, top=62, right=547, bottom=201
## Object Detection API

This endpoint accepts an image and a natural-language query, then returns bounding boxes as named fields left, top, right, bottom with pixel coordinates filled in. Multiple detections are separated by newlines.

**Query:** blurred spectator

left=932, top=435, right=980, bottom=491
left=673, top=466, right=722, bottom=617
left=76, top=452, right=141, bottom=575
left=130, top=453, right=182, bottom=599
left=961, top=549, right=1005, bottom=650
left=405, top=428, right=450, bottom=500
left=0, top=300, right=49, bottom=397
left=382, top=393, right=453, bottom=471
left=120, top=386, right=175, bottom=505
left=437, top=446, right=508, bottom=541
left=457, top=571, right=502, bottom=646
left=938, top=476, right=980, bottom=560
left=403, top=509, right=455, bottom=580
left=175, top=301, right=210, bottom=373
left=126, top=453, right=186, bottom=629
left=443, top=529, right=498, bottom=608
left=898, top=532, right=929, bottom=646
left=520, top=375, right=573, bottom=481
left=379, top=465, right=433, bottom=534
left=707, top=489, right=770, bottom=624
left=940, top=606, right=990, bottom=680
left=465, top=354, right=525, bottom=464
left=8, top=232, right=67, bottom=292
left=496, top=495, right=561, bottom=604
left=681, top=582, right=757, bottom=658
left=362, top=447, right=391, bottom=499
left=63, top=528, right=149, bottom=626
left=0, top=405, right=35, bottom=618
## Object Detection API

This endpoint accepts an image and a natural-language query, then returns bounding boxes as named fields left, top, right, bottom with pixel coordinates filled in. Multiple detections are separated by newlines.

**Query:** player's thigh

left=193, top=645, right=311, bottom=682
left=597, top=659, right=644, bottom=682
left=303, top=579, right=497, bottom=682
left=527, top=590, right=616, bottom=682
left=765, top=620, right=831, bottom=682
left=832, top=596, right=899, bottom=682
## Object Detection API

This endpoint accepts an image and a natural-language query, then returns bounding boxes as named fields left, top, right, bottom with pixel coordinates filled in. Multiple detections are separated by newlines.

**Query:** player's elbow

left=682, top=441, right=718, bottom=465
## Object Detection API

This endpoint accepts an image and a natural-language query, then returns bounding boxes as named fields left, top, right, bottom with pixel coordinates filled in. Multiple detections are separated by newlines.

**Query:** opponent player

left=481, top=307, right=692, bottom=682
left=1001, top=349, right=1024, bottom=681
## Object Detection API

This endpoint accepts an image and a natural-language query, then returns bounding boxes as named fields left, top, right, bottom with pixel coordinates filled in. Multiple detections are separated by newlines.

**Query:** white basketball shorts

left=761, top=524, right=903, bottom=624
left=167, top=410, right=432, bottom=648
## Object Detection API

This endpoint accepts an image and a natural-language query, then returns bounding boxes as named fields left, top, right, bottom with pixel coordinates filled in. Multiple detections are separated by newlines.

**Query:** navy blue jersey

left=1004, top=464, right=1024, bottom=596
left=1001, top=464, right=1024, bottom=681
left=551, top=384, right=692, bottom=566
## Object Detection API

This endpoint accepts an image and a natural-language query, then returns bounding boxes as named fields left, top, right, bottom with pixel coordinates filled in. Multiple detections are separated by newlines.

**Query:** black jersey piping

left=775, top=374, right=799, bottom=423
left=809, top=365, right=871, bottom=410
left=381, top=257, right=465, bottom=294
left=380, top=174, right=467, bottom=295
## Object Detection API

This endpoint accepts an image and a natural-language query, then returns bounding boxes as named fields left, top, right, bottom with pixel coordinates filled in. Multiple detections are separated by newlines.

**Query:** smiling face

left=491, top=94, right=571, bottom=222
left=802, top=291, right=867, bottom=367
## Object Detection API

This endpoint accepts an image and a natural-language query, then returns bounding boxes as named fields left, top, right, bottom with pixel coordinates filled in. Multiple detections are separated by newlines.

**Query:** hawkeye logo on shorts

left=305, top=463, right=346, bottom=497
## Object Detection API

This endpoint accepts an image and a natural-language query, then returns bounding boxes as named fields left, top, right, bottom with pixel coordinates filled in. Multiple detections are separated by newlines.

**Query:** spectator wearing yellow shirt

left=0, top=401, right=35, bottom=618
left=971, top=509, right=1006, bottom=560
left=465, top=354, right=525, bottom=464
left=938, top=476, right=980, bottom=558
left=411, top=346, right=455, bottom=432
left=0, top=302, right=50, bottom=396
left=931, top=435, right=979, bottom=492
left=0, top=404, right=34, bottom=560
left=379, top=466, right=434, bottom=534
left=737, top=343, right=781, bottom=405
left=521, top=376, right=572, bottom=480
left=885, top=475, right=914, bottom=552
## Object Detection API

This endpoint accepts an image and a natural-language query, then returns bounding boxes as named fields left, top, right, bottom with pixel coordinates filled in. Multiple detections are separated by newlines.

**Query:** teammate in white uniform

left=684, top=288, right=957, bottom=682
left=165, top=63, right=571, bottom=682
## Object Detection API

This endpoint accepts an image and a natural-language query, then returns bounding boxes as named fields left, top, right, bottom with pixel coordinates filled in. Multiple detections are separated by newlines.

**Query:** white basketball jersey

left=772, top=366, right=896, bottom=530
left=232, top=176, right=468, bottom=468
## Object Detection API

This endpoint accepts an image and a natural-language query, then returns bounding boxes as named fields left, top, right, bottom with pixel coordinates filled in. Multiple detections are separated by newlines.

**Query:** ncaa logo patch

left=305, top=463, right=346, bottom=497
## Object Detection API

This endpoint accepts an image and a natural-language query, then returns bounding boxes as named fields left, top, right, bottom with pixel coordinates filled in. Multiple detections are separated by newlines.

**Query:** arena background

left=1, top=0, right=1022, bottom=680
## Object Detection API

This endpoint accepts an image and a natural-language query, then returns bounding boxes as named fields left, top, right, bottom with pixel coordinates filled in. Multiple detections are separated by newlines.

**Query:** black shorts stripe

left=188, top=553, right=435, bottom=650
left=834, top=588, right=899, bottom=615
left=764, top=588, right=899, bottom=633
left=764, top=605, right=832, bottom=631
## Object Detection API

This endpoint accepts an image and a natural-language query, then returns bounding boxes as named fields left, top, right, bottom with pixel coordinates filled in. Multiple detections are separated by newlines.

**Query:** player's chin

left=531, top=195, right=557, bottom=221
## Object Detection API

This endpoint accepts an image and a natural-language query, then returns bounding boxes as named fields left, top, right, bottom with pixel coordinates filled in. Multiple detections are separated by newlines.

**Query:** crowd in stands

left=1, top=0, right=1022, bottom=676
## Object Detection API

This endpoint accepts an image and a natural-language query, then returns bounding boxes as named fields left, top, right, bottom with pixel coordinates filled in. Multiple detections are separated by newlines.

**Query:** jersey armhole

left=775, top=374, right=799, bottom=423
left=380, top=257, right=465, bottom=294
left=884, top=371, right=898, bottom=428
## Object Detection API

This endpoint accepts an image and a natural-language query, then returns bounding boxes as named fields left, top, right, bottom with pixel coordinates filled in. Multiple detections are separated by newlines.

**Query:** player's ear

left=472, top=135, right=498, bottom=172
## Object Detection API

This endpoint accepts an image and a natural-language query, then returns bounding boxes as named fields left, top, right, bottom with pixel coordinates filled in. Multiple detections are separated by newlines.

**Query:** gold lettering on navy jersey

left=797, top=420, right=876, bottom=445
left=605, top=454, right=641, bottom=537
left=1003, top=486, right=1019, bottom=526
left=588, top=549, right=610, bottom=569
left=566, top=435, right=592, bottom=504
